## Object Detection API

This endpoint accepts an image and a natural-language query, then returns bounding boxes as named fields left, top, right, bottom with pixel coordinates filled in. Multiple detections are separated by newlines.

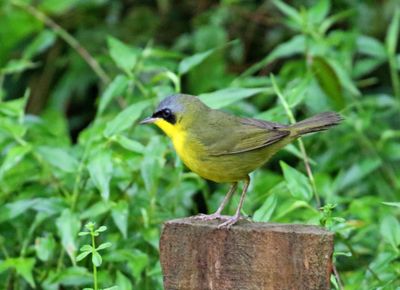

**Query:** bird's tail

left=290, top=112, right=343, bottom=136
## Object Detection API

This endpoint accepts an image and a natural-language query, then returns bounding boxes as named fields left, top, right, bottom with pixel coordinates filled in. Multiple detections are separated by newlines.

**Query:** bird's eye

left=162, top=109, right=171, bottom=118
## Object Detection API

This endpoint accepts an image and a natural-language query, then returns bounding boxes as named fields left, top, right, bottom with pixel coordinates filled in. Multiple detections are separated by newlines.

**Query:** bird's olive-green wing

left=197, top=112, right=290, bottom=156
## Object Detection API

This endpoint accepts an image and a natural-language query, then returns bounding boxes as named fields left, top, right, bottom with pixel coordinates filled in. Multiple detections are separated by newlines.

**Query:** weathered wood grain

left=160, top=217, right=334, bottom=290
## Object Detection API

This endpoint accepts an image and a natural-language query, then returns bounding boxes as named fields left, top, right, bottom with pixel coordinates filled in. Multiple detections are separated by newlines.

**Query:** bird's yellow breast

left=154, top=119, right=210, bottom=178
left=154, top=119, right=187, bottom=157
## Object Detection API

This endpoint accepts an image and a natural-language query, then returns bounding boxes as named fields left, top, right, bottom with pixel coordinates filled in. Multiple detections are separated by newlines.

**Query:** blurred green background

left=0, top=0, right=399, bottom=289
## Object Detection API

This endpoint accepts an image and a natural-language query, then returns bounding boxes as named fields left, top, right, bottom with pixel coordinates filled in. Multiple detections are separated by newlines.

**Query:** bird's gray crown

left=156, top=94, right=204, bottom=114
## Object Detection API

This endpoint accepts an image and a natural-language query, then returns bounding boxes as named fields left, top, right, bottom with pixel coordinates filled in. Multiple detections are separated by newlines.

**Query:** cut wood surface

left=160, top=217, right=334, bottom=290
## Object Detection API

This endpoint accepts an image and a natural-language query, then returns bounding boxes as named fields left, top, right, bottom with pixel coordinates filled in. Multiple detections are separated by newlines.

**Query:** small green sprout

left=77, top=222, right=116, bottom=290
left=319, top=203, right=345, bottom=228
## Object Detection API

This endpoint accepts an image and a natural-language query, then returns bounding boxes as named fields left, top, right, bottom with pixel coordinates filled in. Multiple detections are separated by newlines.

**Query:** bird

left=140, top=94, right=342, bottom=228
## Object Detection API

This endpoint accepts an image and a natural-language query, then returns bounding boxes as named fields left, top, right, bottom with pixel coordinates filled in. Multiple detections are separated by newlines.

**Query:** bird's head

left=140, top=94, right=208, bottom=138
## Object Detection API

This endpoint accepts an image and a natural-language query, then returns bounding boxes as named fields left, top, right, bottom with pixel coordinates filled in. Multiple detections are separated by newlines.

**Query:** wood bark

left=160, top=218, right=334, bottom=290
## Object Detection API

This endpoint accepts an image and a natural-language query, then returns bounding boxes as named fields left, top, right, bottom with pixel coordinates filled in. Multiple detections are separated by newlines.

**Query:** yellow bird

left=140, top=94, right=342, bottom=227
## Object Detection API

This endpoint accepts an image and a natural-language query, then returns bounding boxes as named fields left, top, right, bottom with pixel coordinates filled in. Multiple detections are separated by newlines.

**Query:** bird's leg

left=193, top=182, right=238, bottom=221
left=218, top=176, right=250, bottom=228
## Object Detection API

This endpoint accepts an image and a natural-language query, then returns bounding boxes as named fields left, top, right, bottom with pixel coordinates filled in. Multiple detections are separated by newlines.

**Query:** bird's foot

left=192, top=212, right=227, bottom=221
left=217, top=214, right=244, bottom=229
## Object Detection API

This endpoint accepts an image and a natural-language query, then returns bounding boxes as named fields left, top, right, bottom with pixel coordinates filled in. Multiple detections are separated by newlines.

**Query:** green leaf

left=242, top=35, right=305, bottom=77
left=276, top=200, right=315, bottom=219
left=0, top=119, right=26, bottom=139
left=178, top=48, right=215, bottom=75
left=80, top=245, right=92, bottom=252
left=23, top=29, right=56, bottom=60
left=328, top=58, right=361, bottom=96
left=0, top=199, right=38, bottom=223
left=280, top=161, right=312, bottom=201
left=382, top=202, right=400, bottom=208
left=111, top=200, right=129, bottom=238
left=336, top=158, right=382, bottom=190
left=253, top=193, right=277, bottom=222
left=386, top=8, right=400, bottom=56
left=380, top=215, right=400, bottom=252
left=76, top=251, right=91, bottom=262
left=199, top=87, right=270, bottom=109
left=97, top=242, right=112, bottom=251
left=308, top=0, right=330, bottom=24
left=0, top=144, right=31, bottom=180
left=273, top=0, right=302, bottom=25
left=353, top=58, right=386, bottom=79
left=39, top=0, right=81, bottom=14
left=0, top=97, right=29, bottom=117
left=116, top=271, right=132, bottom=290
left=310, top=56, right=345, bottom=109
left=140, top=136, right=166, bottom=195
left=319, top=9, right=354, bottom=35
left=85, top=222, right=95, bottom=231
left=284, top=144, right=316, bottom=165
left=0, top=258, right=36, bottom=287
left=92, top=251, right=102, bottom=267
left=96, top=225, right=107, bottom=232
left=357, top=35, right=387, bottom=59
left=127, top=250, right=149, bottom=282
left=0, top=259, right=33, bottom=286
left=104, top=100, right=149, bottom=137
left=151, top=70, right=181, bottom=92
left=113, top=135, right=145, bottom=153
left=1, top=59, right=39, bottom=75
left=88, top=153, right=113, bottom=201
left=36, top=146, right=79, bottom=173
left=98, top=75, right=129, bottom=114
left=103, top=287, right=119, bottom=290
left=80, top=201, right=112, bottom=220
left=30, top=197, right=64, bottom=216
left=15, top=258, right=35, bottom=287
left=108, top=37, right=139, bottom=74
left=285, top=77, right=310, bottom=108
left=56, top=209, right=81, bottom=263
left=45, top=266, right=91, bottom=287
left=35, top=234, right=56, bottom=261
left=333, top=252, right=352, bottom=257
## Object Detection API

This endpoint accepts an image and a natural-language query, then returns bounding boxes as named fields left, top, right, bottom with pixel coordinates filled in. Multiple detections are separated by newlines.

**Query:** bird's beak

left=140, top=116, right=158, bottom=125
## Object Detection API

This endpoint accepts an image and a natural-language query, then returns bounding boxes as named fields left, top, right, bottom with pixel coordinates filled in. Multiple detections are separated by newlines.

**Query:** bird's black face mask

left=152, top=108, right=176, bottom=124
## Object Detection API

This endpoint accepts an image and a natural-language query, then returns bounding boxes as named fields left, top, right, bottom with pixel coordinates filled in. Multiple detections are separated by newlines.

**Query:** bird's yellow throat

left=154, top=119, right=186, bottom=154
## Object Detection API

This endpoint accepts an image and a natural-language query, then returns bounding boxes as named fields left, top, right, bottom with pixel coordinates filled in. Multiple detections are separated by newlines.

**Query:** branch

left=11, top=0, right=110, bottom=85
left=332, top=262, right=344, bottom=290
left=271, top=75, right=321, bottom=207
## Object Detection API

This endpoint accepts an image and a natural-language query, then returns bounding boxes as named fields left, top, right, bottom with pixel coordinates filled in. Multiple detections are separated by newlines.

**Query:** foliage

left=0, top=0, right=400, bottom=289
left=77, top=222, right=115, bottom=290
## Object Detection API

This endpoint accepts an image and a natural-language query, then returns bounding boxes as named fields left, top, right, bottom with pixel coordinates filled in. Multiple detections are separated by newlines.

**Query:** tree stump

left=160, top=218, right=334, bottom=290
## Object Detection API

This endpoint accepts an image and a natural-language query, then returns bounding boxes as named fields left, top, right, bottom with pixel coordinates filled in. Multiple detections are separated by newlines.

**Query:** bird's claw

left=192, top=213, right=248, bottom=228
left=192, top=213, right=227, bottom=221
left=217, top=215, right=243, bottom=228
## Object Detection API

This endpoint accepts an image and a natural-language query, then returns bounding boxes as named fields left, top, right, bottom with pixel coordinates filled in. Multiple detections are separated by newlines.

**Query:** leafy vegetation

left=0, top=0, right=399, bottom=289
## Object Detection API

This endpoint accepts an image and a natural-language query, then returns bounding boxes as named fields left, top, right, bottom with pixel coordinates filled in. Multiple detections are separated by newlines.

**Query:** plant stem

left=271, top=75, right=321, bottom=207
left=56, top=248, right=65, bottom=273
left=11, top=0, right=110, bottom=85
left=91, top=232, right=98, bottom=290
left=0, top=243, right=9, bottom=259
left=71, top=141, right=91, bottom=210
left=386, top=8, right=400, bottom=100
left=20, top=215, right=42, bottom=257
left=388, top=54, right=400, bottom=100
left=0, top=74, right=4, bottom=101
left=332, top=262, right=344, bottom=290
